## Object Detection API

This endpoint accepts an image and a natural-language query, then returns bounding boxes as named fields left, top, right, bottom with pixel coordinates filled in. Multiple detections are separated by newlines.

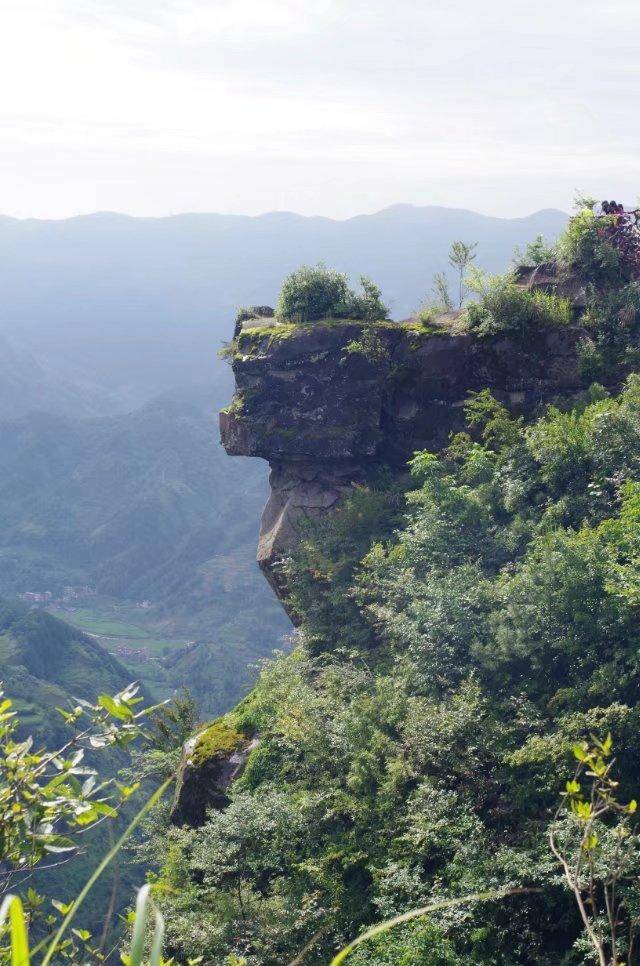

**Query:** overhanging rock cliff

left=220, top=316, right=587, bottom=611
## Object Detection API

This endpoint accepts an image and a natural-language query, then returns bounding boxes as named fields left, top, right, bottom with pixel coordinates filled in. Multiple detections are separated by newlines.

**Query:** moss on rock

left=191, top=718, right=244, bottom=768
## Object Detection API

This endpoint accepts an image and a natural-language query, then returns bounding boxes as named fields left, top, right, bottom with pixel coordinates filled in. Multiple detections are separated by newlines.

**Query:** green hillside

left=0, top=598, right=132, bottom=743
left=0, top=385, right=290, bottom=715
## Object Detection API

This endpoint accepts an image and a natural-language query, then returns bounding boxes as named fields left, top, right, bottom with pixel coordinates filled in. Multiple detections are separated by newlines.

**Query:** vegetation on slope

left=0, top=599, right=131, bottom=744
left=150, top=203, right=640, bottom=964
left=275, top=264, right=389, bottom=323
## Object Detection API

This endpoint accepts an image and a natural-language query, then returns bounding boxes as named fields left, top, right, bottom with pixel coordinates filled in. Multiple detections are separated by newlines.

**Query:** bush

left=351, top=274, right=389, bottom=321
left=574, top=283, right=640, bottom=381
left=276, top=264, right=350, bottom=322
left=276, top=263, right=388, bottom=323
left=556, top=200, right=640, bottom=288
left=466, top=278, right=571, bottom=339
left=582, top=283, right=640, bottom=344
left=349, top=920, right=462, bottom=964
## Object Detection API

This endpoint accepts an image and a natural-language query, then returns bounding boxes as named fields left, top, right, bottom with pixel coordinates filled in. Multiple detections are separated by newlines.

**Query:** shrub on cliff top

left=466, top=277, right=571, bottom=340
left=276, top=263, right=388, bottom=323
left=557, top=199, right=640, bottom=288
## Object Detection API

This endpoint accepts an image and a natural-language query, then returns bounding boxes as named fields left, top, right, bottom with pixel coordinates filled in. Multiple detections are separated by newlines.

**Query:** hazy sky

left=1, top=0, right=638, bottom=219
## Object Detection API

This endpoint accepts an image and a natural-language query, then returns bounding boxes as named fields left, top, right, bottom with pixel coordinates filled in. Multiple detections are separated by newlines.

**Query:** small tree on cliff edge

left=449, top=240, right=478, bottom=308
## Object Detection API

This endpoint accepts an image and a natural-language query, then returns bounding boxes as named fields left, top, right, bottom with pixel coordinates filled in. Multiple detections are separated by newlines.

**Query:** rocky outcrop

left=514, top=262, right=588, bottom=309
left=170, top=720, right=256, bottom=827
left=220, top=316, right=589, bottom=610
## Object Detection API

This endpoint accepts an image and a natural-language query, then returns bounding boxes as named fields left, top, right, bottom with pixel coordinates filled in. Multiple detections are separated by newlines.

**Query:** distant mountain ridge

left=0, top=385, right=271, bottom=596
left=0, top=205, right=568, bottom=415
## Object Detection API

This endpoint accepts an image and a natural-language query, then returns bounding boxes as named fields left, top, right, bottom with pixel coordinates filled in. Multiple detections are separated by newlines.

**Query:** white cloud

left=0, top=0, right=637, bottom=217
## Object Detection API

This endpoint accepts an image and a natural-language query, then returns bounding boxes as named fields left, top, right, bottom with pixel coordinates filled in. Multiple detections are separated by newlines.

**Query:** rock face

left=220, top=317, right=588, bottom=610
left=170, top=721, right=257, bottom=827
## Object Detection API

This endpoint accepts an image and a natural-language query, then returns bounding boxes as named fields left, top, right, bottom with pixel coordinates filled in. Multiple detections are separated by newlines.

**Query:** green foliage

left=346, top=919, right=461, bottom=964
left=431, top=271, right=453, bottom=312
left=0, top=681, right=173, bottom=963
left=463, top=389, right=523, bottom=450
left=275, top=264, right=388, bottom=323
left=276, top=264, right=350, bottom=321
left=153, top=233, right=640, bottom=962
left=414, top=304, right=440, bottom=330
left=344, top=329, right=390, bottom=363
left=355, top=276, right=389, bottom=322
left=557, top=205, right=627, bottom=289
left=513, top=234, right=555, bottom=268
left=282, top=478, right=406, bottom=655
left=0, top=681, right=153, bottom=895
left=579, top=283, right=640, bottom=381
left=0, top=841, right=171, bottom=965
left=448, top=240, right=477, bottom=308
left=466, top=277, right=571, bottom=339
left=550, top=736, right=640, bottom=964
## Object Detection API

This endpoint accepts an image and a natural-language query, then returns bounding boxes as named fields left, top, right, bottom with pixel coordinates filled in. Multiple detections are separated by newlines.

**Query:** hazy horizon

left=2, top=1, right=638, bottom=221
left=0, top=200, right=572, bottom=224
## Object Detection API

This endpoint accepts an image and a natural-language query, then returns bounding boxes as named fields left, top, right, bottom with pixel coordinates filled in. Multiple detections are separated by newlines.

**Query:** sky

left=0, top=0, right=638, bottom=220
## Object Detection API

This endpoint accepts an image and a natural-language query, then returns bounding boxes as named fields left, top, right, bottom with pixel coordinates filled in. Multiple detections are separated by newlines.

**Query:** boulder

left=170, top=719, right=256, bottom=827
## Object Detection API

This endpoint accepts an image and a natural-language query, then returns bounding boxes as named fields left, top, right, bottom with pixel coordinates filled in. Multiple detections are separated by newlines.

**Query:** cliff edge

left=220, top=315, right=588, bottom=610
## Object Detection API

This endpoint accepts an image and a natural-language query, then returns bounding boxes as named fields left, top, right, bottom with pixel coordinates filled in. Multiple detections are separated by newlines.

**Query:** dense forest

left=3, top=200, right=640, bottom=964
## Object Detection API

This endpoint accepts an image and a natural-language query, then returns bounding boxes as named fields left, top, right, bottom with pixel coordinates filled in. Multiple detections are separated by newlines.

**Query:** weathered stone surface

left=233, top=305, right=274, bottom=338
left=220, top=318, right=590, bottom=608
left=170, top=728, right=257, bottom=827
left=257, top=459, right=368, bottom=604
left=224, top=323, right=397, bottom=460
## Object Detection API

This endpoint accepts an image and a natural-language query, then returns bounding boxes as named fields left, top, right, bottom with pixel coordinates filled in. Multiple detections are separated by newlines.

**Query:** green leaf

left=116, top=781, right=140, bottom=800
left=98, top=694, right=133, bottom=721
left=571, top=800, right=592, bottom=820
left=128, top=884, right=151, bottom=965
left=41, top=778, right=173, bottom=966
left=0, top=894, right=30, bottom=966
left=42, top=839, right=76, bottom=854
left=51, top=900, right=72, bottom=915
left=92, top=801, right=118, bottom=819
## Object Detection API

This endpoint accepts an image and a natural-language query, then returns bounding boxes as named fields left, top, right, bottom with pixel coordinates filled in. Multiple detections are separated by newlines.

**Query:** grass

left=236, top=317, right=401, bottom=346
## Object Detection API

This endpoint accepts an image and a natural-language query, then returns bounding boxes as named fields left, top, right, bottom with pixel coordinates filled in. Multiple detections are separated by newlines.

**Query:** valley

left=0, top=383, right=291, bottom=715
left=0, top=206, right=566, bottom=720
